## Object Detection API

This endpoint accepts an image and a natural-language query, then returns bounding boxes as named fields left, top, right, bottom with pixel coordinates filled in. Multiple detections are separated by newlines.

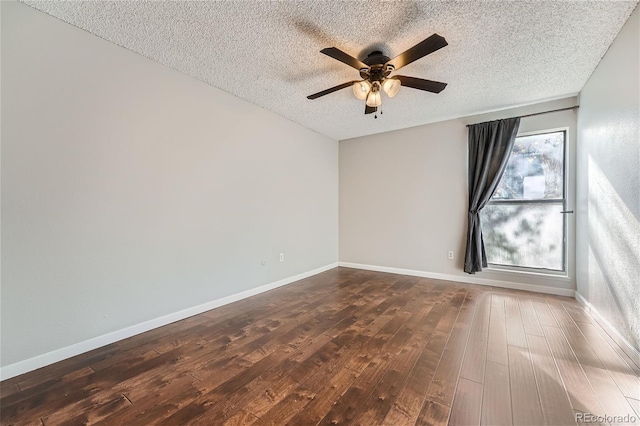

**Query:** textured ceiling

left=22, top=1, right=638, bottom=141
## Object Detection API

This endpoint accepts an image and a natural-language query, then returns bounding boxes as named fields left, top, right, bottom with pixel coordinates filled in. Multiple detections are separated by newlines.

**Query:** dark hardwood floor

left=1, top=267, right=639, bottom=425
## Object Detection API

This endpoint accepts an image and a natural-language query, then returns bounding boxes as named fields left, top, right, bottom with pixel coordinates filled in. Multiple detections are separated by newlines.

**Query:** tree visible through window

left=481, top=131, right=566, bottom=271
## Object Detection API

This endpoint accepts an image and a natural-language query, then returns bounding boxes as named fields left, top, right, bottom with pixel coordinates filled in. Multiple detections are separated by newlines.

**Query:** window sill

left=485, top=266, right=572, bottom=282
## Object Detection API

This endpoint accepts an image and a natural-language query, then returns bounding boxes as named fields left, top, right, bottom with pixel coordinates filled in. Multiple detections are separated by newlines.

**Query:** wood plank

left=627, top=397, right=640, bottom=417
left=243, top=366, right=315, bottom=418
left=487, top=294, right=508, bottom=365
left=212, top=333, right=334, bottom=418
left=347, top=296, right=444, bottom=425
left=98, top=296, right=357, bottom=424
left=316, top=353, right=396, bottom=425
left=187, top=406, right=258, bottom=426
left=449, top=378, right=482, bottom=426
left=508, top=345, right=545, bottom=426
left=519, top=297, right=544, bottom=336
left=415, top=399, right=450, bottom=426
left=481, top=360, right=512, bottom=426
left=315, top=296, right=435, bottom=425
left=542, top=325, right=605, bottom=416
left=284, top=367, right=359, bottom=425
left=505, top=296, right=527, bottom=348
left=2, top=345, right=198, bottom=423
left=306, top=287, right=425, bottom=388
left=526, top=334, right=576, bottom=425
left=114, top=304, right=335, bottom=409
left=563, top=303, right=592, bottom=324
left=7, top=418, right=42, bottom=426
left=457, top=288, right=479, bottom=325
left=43, top=393, right=131, bottom=426
left=292, top=292, right=406, bottom=391
left=342, top=311, right=412, bottom=374
left=550, top=303, right=640, bottom=415
left=532, top=299, right=558, bottom=327
left=381, top=331, right=449, bottom=425
left=157, top=304, right=364, bottom=425
left=548, top=305, right=604, bottom=368
left=426, top=320, right=471, bottom=407
left=94, top=372, right=202, bottom=425
left=1, top=365, right=97, bottom=414
left=580, top=363, right=637, bottom=418
left=460, top=292, right=491, bottom=383
left=13, top=364, right=95, bottom=395
left=12, top=316, right=208, bottom=390
left=434, top=290, right=468, bottom=334
left=589, top=320, right=640, bottom=376
left=0, top=383, right=21, bottom=400
left=574, top=322, right=640, bottom=400
left=251, top=385, right=315, bottom=425
left=85, top=354, right=237, bottom=424
left=293, top=298, right=425, bottom=399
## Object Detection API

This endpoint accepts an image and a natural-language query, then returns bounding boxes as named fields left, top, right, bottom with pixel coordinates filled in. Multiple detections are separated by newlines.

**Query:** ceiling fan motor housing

left=361, top=51, right=393, bottom=81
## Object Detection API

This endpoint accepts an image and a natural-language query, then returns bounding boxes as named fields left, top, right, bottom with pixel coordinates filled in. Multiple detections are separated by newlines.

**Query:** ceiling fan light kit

left=352, top=80, right=372, bottom=100
left=365, top=82, right=382, bottom=107
left=382, top=78, right=401, bottom=98
left=307, top=34, right=449, bottom=116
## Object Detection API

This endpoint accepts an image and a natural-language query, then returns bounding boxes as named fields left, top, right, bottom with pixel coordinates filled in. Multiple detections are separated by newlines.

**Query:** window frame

left=484, top=128, right=569, bottom=275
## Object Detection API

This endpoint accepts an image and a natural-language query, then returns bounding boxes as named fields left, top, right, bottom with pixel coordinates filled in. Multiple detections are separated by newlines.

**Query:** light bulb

left=366, top=89, right=382, bottom=107
left=352, top=80, right=372, bottom=100
left=382, top=78, right=401, bottom=98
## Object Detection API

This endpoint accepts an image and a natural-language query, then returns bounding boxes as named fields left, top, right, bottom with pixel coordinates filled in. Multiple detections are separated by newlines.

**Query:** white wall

left=340, top=97, right=578, bottom=294
left=576, top=7, right=639, bottom=350
left=1, top=2, right=338, bottom=368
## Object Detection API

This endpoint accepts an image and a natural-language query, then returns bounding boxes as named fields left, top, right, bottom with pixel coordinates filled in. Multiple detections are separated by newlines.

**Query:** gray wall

left=1, top=2, right=338, bottom=367
left=340, top=97, right=578, bottom=292
left=576, top=7, right=639, bottom=350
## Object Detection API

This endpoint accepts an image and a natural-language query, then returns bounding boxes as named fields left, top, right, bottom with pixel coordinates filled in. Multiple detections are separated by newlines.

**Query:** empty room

left=1, top=1, right=639, bottom=425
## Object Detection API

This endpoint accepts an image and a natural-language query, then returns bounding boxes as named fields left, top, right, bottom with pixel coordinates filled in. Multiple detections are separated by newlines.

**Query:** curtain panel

left=464, top=117, right=520, bottom=274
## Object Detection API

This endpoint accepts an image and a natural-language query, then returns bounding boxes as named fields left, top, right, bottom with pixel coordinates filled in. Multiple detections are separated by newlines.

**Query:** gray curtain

left=464, top=117, right=520, bottom=274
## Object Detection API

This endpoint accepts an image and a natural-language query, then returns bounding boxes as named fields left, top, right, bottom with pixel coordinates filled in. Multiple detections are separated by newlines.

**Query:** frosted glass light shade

left=352, top=80, right=372, bottom=100
left=382, top=78, right=401, bottom=97
left=366, top=89, right=382, bottom=107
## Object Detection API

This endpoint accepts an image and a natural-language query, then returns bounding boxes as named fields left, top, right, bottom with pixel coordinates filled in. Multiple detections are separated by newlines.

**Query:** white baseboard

left=574, top=291, right=640, bottom=368
left=338, top=262, right=576, bottom=297
left=0, top=262, right=338, bottom=381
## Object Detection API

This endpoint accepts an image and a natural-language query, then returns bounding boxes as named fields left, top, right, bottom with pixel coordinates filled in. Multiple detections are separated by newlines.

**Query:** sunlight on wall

left=587, top=155, right=640, bottom=348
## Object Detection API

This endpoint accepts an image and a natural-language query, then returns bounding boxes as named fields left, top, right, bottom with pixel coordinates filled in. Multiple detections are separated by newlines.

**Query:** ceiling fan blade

left=307, top=81, right=359, bottom=100
left=321, top=47, right=368, bottom=70
left=365, top=105, right=377, bottom=115
left=386, top=34, right=447, bottom=71
left=395, top=75, right=447, bottom=93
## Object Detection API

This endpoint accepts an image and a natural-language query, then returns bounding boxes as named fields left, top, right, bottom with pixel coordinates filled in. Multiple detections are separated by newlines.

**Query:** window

left=481, top=130, right=567, bottom=272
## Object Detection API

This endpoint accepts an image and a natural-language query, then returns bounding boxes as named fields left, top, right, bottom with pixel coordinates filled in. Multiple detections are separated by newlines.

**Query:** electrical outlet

left=448, top=251, right=454, bottom=260
left=280, top=253, right=284, bottom=262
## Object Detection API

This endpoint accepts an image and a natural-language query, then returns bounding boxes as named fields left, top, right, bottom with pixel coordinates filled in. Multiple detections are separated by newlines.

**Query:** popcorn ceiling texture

left=22, top=0, right=637, bottom=141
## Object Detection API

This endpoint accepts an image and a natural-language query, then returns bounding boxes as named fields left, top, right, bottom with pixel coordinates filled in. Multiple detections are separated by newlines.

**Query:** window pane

left=493, top=131, right=564, bottom=200
left=481, top=203, right=563, bottom=270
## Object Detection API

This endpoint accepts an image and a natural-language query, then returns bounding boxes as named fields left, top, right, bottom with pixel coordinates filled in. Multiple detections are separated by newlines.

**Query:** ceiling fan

left=307, top=34, right=448, bottom=117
